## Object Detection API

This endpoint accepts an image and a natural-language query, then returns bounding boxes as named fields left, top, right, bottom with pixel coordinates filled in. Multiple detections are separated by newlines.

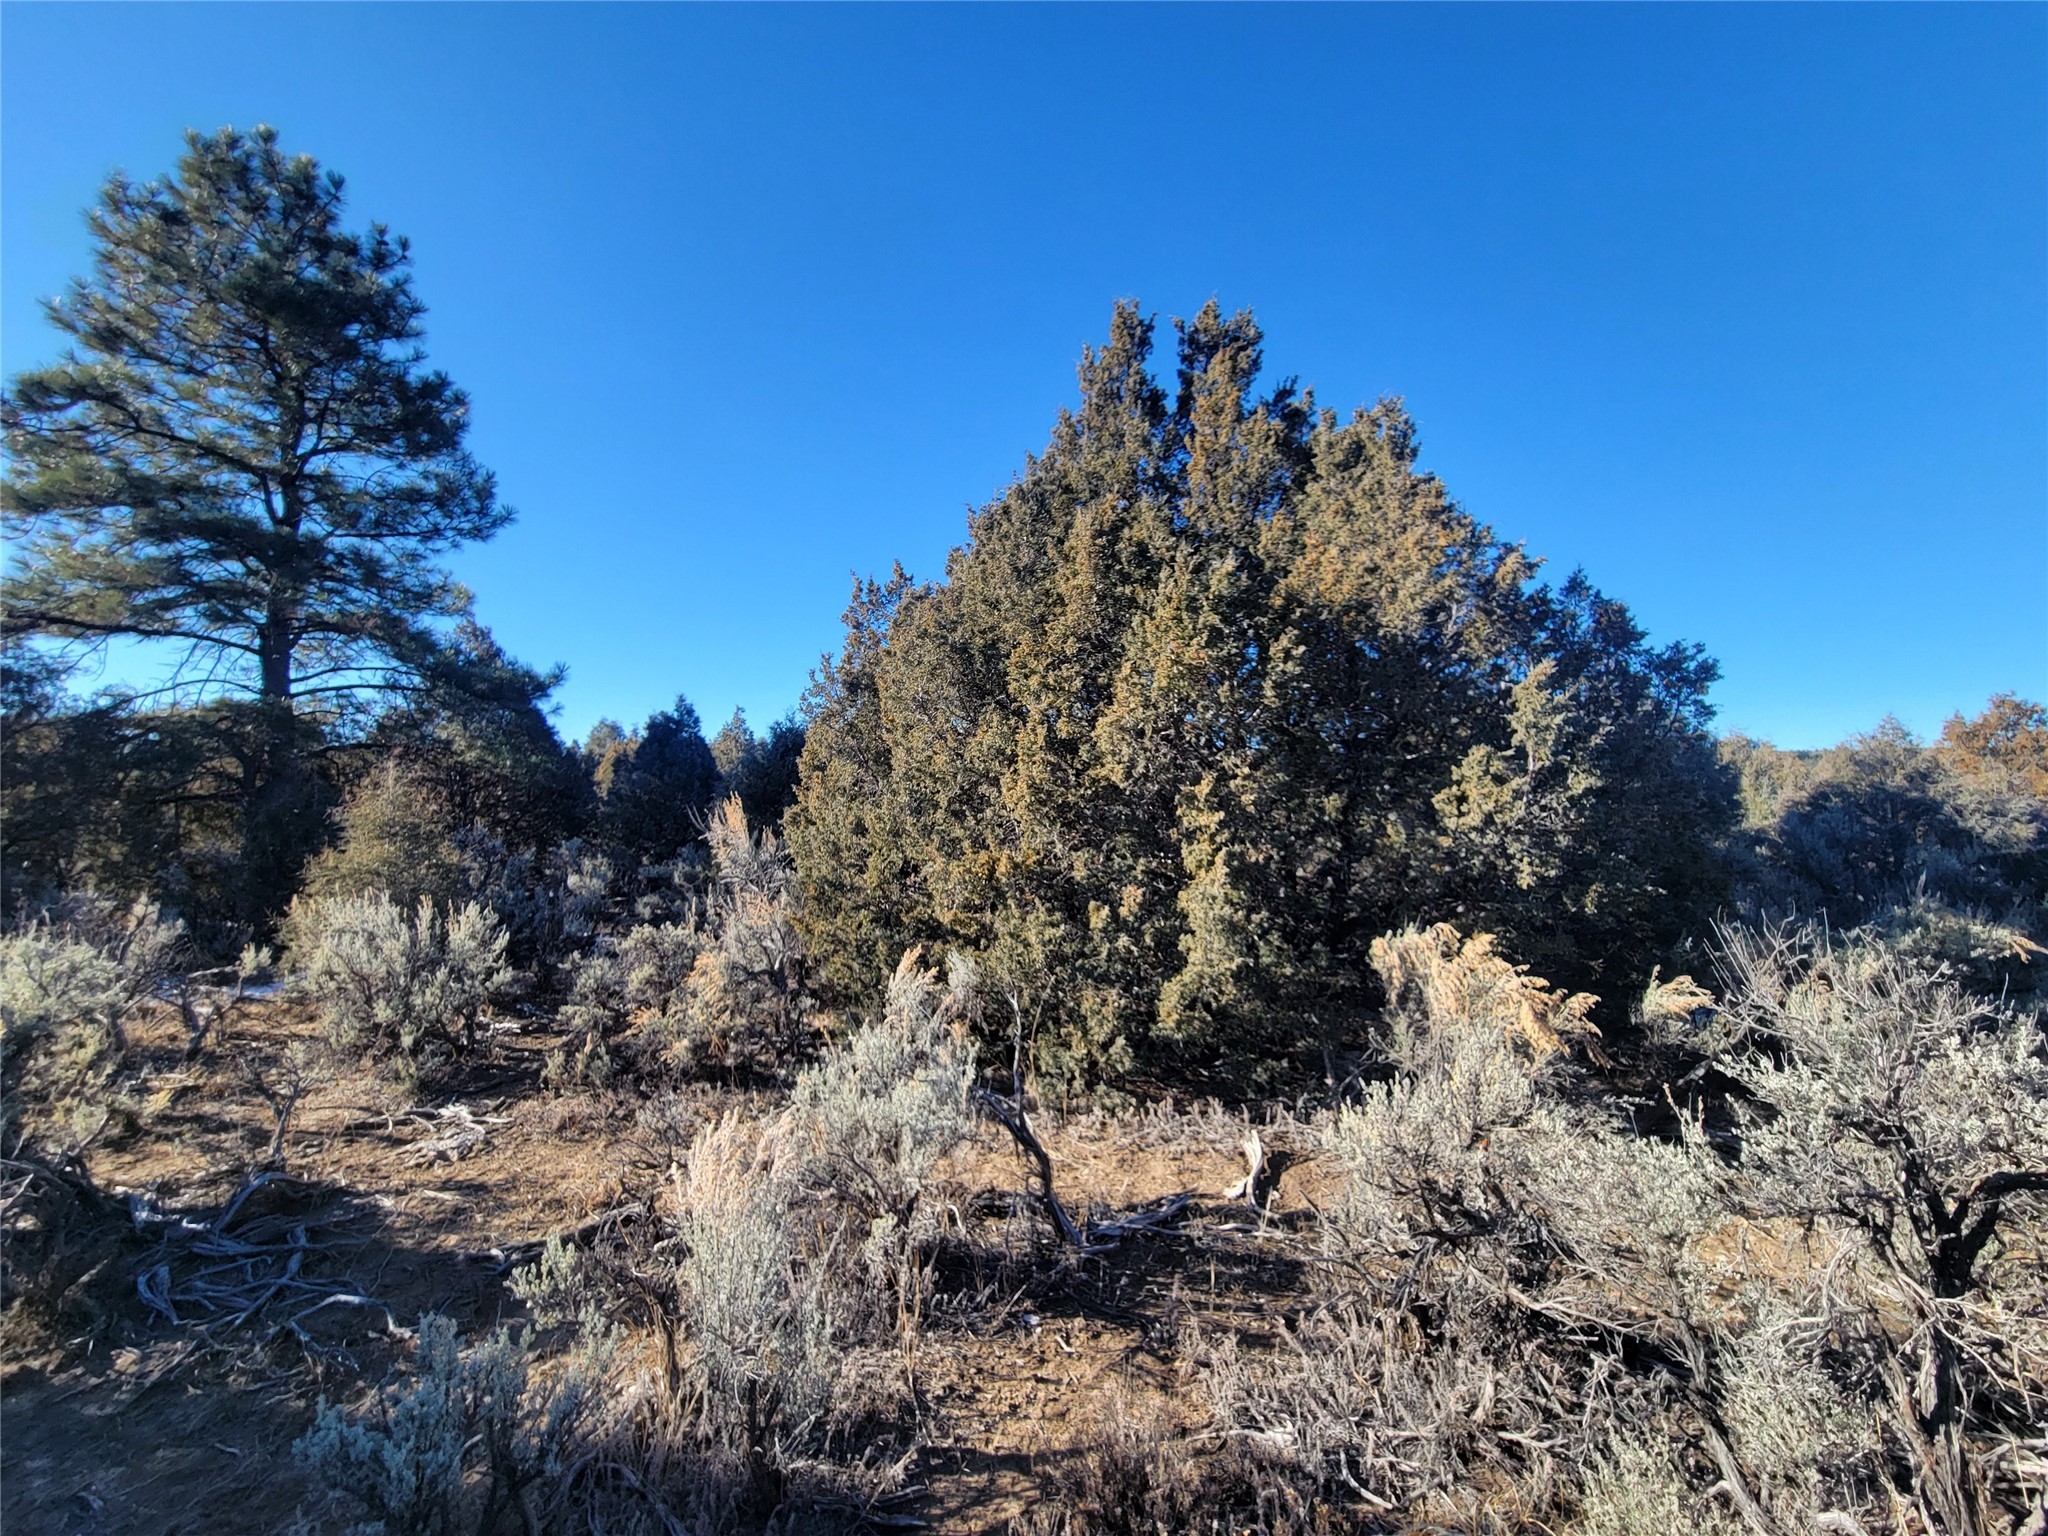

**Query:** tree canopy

left=1, top=125, right=521, bottom=928
left=788, top=302, right=1734, bottom=1080
left=1, top=124, right=507, bottom=725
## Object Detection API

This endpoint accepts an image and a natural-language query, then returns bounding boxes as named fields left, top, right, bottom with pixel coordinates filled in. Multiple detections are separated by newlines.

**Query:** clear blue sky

left=4, top=3, right=2043, bottom=750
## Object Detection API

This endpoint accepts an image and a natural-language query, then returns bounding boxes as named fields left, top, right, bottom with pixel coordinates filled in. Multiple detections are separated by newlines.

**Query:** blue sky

left=4, top=3, right=2043, bottom=749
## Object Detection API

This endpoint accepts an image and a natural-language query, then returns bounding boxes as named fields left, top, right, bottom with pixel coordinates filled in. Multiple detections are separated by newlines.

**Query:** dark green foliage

left=597, top=696, right=720, bottom=865
left=296, top=763, right=467, bottom=917
left=1433, top=573, right=1735, bottom=990
left=788, top=302, right=1733, bottom=1082
left=709, top=709, right=807, bottom=829
left=2, top=126, right=512, bottom=931
left=369, top=621, right=593, bottom=854
left=2, top=125, right=506, bottom=713
left=0, top=644, right=158, bottom=914
left=1, top=641, right=341, bottom=949
left=783, top=571, right=924, bottom=1018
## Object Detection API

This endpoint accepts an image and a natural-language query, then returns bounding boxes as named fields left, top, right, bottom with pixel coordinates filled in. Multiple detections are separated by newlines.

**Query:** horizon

left=4, top=4, right=2043, bottom=750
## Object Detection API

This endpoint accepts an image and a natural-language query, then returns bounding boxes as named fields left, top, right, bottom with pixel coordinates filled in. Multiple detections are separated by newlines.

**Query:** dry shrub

left=1634, top=966, right=1715, bottom=1031
left=294, top=892, right=509, bottom=1079
left=1199, top=921, right=2032, bottom=1533
left=1, top=894, right=184, bottom=1159
left=1004, top=1399, right=1330, bottom=1536
left=455, top=831, right=622, bottom=972
left=785, top=948, right=975, bottom=1323
left=0, top=898, right=187, bottom=1340
left=1369, top=922, right=1600, bottom=1062
left=1574, top=1432, right=1743, bottom=1536
left=0, top=1153, right=134, bottom=1342
left=472, top=952, right=975, bottom=1524
left=1694, top=924, right=2048, bottom=1533
left=294, top=1308, right=618, bottom=1536
left=674, top=1111, right=840, bottom=1493
left=548, top=800, right=811, bottom=1087
left=694, top=796, right=808, bottom=1055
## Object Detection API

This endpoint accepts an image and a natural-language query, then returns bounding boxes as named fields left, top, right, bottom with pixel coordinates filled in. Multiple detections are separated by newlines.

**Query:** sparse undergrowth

left=2, top=908, right=2043, bottom=1535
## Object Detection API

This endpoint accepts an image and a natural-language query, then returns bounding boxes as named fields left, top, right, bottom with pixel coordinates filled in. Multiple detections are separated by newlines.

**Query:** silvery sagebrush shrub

left=546, top=918, right=707, bottom=1086
left=1, top=894, right=184, bottom=1055
left=1701, top=924, right=2048, bottom=1301
left=1204, top=921, right=1909, bottom=1530
left=616, top=919, right=706, bottom=1021
left=1689, top=924, right=2048, bottom=1534
left=786, top=948, right=975, bottom=1285
left=295, top=893, right=509, bottom=1073
left=1, top=894, right=184, bottom=1152
left=454, top=831, right=621, bottom=972
left=1574, top=1432, right=1744, bottom=1536
left=1713, top=1297, right=1890, bottom=1527
left=294, top=1308, right=616, bottom=1536
left=546, top=800, right=811, bottom=1086
left=673, top=1112, right=838, bottom=1487
left=679, top=797, right=810, bottom=1067
left=1201, top=927, right=1618, bottom=1517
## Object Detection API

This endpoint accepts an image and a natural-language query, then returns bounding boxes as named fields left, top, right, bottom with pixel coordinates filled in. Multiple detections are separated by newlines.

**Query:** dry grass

left=5, top=923, right=2043, bottom=1535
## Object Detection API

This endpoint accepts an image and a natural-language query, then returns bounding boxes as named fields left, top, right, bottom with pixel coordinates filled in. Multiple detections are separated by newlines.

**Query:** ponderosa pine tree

left=2, top=126, right=509, bottom=915
left=787, top=302, right=1735, bottom=1083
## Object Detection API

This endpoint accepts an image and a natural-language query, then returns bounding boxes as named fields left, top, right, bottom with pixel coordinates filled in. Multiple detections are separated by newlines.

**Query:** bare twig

left=459, top=1202, right=650, bottom=1273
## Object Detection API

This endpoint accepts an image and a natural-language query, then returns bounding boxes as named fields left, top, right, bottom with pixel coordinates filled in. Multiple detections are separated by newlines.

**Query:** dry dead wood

left=459, top=1201, right=650, bottom=1273
left=972, top=1080, right=1086, bottom=1248
left=401, top=1103, right=510, bottom=1166
left=1221, top=1127, right=1265, bottom=1206
left=128, top=1171, right=382, bottom=1340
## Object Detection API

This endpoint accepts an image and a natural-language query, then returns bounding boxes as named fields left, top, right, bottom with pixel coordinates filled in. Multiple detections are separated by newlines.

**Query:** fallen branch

left=972, top=1083, right=1085, bottom=1248
left=402, top=1103, right=508, bottom=1166
left=1222, top=1127, right=1266, bottom=1206
left=1083, top=1191, right=1195, bottom=1245
left=460, top=1202, right=650, bottom=1273
left=128, top=1173, right=377, bottom=1341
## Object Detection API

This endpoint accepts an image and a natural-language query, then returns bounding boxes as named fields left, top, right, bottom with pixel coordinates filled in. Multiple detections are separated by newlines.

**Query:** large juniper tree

left=788, top=301, right=1736, bottom=1083
left=2, top=126, right=512, bottom=916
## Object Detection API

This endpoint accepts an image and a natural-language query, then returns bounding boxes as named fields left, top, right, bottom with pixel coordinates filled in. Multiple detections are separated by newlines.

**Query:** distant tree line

left=5, top=128, right=2043, bottom=1087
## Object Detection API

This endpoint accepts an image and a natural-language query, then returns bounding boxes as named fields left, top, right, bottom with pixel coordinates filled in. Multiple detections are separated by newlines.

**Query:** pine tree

left=2, top=127, right=509, bottom=909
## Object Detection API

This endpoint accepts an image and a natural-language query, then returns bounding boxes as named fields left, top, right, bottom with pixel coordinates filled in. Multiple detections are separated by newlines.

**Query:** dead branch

left=460, top=1202, right=650, bottom=1273
left=1222, top=1127, right=1266, bottom=1206
left=402, top=1103, right=510, bottom=1166
left=972, top=1083, right=1085, bottom=1248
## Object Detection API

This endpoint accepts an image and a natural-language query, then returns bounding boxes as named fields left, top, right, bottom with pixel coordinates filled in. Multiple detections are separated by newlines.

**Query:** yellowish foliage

left=1369, top=923, right=1600, bottom=1060
left=1637, top=966, right=1716, bottom=1027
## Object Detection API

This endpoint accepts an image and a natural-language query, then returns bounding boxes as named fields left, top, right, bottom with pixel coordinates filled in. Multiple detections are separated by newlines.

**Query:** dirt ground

left=1, top=997, right=1337, bottom=1535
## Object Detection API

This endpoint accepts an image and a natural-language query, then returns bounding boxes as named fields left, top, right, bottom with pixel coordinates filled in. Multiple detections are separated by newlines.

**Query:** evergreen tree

left=599, top=696, right=719, bottom=864
left=367, top=622, right=592, bottom=854
left=580, top=719, right=633, bottom=799
left=1725, top=712, right=2048, bottom=997
left=708, top=708, right=807, bottom=828
left=1938, top=693, right=2048, bottom=797
left=2, top=126, right=509, bottom=913
left=789, top=301, right=1734, bottom=1083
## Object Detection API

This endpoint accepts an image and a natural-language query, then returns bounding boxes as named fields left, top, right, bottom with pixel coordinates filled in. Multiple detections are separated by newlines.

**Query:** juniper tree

left=789, top=301, right=1734, bottom=1081
left=707, top=708, right=807, bottom=827
left=2, top=126, right=510, bottom=909
left=597, top=696, right=719, bottom=865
